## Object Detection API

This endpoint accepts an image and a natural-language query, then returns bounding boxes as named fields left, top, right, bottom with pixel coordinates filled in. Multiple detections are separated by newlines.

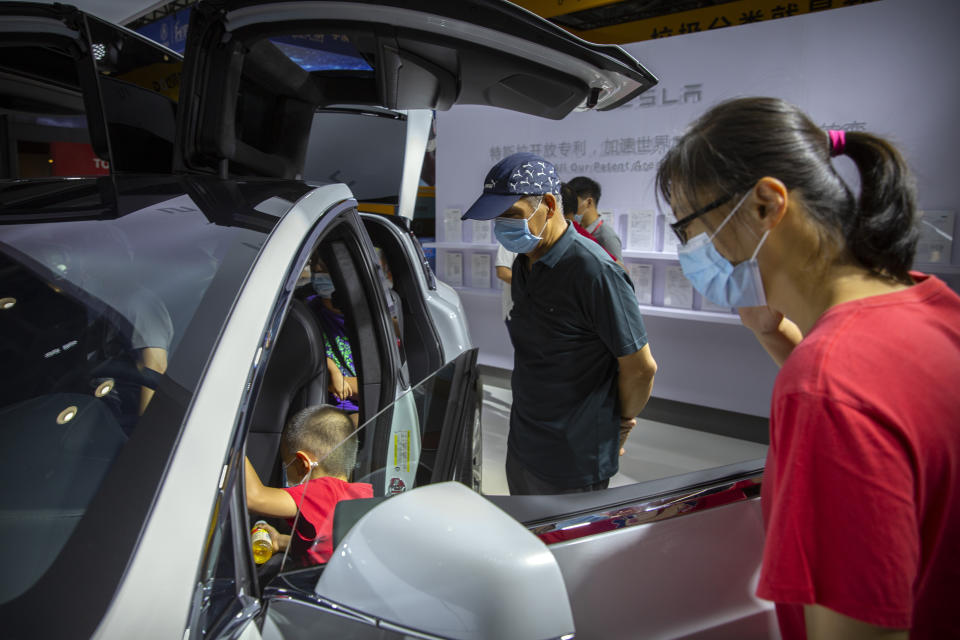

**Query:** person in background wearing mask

left=567, top=176, right=623, bottom=262
left=657, top=97, right=960, bottom=640
left=305, top=257, right=359, bottom=425
left=244, top=404, right=373, bottom=566
left=462, top=152, right=657, bottom=495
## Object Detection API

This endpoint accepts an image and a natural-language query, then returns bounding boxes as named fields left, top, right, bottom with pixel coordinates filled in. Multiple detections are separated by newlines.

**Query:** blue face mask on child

left=676, top=191, right=770, bottom=308
left=494, top=196, right=544, bottom=254
left=312, top=273, right=336, bottom=298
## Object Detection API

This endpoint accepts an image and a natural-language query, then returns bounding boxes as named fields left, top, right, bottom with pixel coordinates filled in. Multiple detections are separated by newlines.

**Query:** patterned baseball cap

left=461, top=152, right=562, bottom=221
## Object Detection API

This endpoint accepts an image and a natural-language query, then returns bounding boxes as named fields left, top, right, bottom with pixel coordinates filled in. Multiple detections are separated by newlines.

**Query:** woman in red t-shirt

left=655, top=97, right=960, bottom=640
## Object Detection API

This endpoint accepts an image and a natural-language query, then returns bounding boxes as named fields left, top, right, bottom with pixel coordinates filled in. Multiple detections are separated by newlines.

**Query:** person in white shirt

left=495, top=244, right=516, bottom=340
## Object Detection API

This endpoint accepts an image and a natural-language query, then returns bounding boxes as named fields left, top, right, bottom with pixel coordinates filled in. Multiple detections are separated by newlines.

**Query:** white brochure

left=444, top=251, right=463, bottom=287
left=663, top=265, right=693, bottom=309
left=471, top=253, right=491, bottom=289
left=915, top=210, right=954, bottom=264
left=443, top=207, right=463, bottom=243
left=626, top=210, right=656, bottom=252
left=472, top=219, right=492, bottom=245
left=660, top=216, right=681, bottom=254
left=626, top=262, right=653, bottom=305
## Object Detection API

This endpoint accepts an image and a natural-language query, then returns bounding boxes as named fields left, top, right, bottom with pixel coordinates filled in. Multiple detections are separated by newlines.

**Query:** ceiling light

left=57, top=406, right=78, bottom=425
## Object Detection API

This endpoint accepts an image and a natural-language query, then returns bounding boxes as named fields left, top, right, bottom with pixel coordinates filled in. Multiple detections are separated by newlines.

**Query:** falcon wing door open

left=175, top=0, right=658, bottom=178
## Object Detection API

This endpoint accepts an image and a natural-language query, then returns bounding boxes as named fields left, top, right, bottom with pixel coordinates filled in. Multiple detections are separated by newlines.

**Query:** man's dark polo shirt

left=508, top=222, right=647, bottom=489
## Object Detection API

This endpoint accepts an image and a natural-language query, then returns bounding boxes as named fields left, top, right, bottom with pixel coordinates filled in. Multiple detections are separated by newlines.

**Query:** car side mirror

left=316, top=482, right=575, bottom=639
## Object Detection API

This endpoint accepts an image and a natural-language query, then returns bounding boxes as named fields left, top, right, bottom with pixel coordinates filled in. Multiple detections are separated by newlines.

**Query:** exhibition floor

left=479, top=369, right=770, bottom=495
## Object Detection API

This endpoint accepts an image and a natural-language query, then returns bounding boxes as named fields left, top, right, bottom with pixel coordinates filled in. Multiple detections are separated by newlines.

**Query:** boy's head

left=281, top=405, right=358, bottom=483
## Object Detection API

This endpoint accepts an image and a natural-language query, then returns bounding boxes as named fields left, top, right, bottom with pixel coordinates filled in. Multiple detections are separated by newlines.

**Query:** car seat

left=247, top=299, right=326, bottom=487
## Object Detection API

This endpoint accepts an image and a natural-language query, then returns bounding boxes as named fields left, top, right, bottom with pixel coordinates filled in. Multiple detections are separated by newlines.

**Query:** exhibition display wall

left=435, top=0, right=959, bottom=417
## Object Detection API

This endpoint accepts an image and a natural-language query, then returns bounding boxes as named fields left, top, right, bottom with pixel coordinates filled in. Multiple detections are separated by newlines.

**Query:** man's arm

left=617, top=344, right=657, bottom=420
left=738, top=306, right=803, bottom=367
left=495, top=266, right=512, bottom=284
left=803, top=604, right=907, bottom=640
left=245, top=457, right=298, bottom=518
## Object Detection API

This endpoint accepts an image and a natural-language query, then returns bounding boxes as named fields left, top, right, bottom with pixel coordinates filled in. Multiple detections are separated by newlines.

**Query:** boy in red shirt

left=245, top=405, right=373, bottom=565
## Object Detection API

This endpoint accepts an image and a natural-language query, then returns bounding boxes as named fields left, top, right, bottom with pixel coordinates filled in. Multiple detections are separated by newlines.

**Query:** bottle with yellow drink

left=251, top=520, right=273, bottom=564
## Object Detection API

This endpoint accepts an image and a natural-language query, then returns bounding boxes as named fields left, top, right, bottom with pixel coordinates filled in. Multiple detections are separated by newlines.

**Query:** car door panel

left=486, top=460, right=773, bottom=639
left=549, top=497, right=774, bottom=640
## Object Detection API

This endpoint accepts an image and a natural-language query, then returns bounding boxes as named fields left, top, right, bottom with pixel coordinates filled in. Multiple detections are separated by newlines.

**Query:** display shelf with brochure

left=637, top=304, right=742, bottom=325
left=622, top=249, right=679, bottom=261
left=620, top=256, right=740, bottom=324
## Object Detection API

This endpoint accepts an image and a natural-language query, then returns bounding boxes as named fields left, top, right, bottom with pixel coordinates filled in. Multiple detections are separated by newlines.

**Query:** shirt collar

left=538, top=221, right=576, bottom=269
left=585, top=215, right=603, bottom=234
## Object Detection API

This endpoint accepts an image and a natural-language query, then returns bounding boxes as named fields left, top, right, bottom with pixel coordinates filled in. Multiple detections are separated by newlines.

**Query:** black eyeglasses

left=669, top=193, right=734, bottom=245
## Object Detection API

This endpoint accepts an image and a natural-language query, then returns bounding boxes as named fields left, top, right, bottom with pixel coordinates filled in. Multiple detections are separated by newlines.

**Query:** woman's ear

left=754, top=177, right=788, bottom=230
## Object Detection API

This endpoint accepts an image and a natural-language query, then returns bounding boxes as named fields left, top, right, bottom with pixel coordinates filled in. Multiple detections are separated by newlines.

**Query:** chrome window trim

left=531, top=470, right=763, bottom=545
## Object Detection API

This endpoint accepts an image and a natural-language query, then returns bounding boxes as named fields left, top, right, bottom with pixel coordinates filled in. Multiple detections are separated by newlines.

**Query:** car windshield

left=0, top=192, right=271, bottom=604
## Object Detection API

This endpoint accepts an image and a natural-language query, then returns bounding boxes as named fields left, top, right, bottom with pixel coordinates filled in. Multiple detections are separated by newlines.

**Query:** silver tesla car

left=2, top=2, right=773, bottom=639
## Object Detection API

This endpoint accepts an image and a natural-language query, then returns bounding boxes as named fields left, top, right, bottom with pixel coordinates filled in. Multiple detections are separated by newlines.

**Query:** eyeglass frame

left=669, top=193, right=735, bottom=245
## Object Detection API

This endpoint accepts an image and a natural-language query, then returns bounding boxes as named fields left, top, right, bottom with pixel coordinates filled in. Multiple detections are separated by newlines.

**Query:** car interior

left=241, top=225, right=480, bottom=575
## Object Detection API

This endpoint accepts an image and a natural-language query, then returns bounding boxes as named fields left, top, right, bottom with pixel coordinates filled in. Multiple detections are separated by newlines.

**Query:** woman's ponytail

left=841, top=131, right=918, bottom=282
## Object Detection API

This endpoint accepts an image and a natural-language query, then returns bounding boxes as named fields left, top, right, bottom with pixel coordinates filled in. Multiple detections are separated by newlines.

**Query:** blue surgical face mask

left=573, top=213, right=584, bottom=224
left=494, top=196, right=544, bottom=254
left=312, top=273, right=335, bottom=298
left=676, top=191, right=770, bottom=308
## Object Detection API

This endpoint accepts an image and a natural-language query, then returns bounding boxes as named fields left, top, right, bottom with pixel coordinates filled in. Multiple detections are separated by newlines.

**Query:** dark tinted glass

left=0, top=200, right=268, bottom=605
left=0, top=43, right=105, bottom=178
left=86, top=16, right=182, bottom=173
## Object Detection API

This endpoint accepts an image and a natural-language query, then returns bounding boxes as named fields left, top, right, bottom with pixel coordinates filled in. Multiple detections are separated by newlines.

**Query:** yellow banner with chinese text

left=563, top=0, right=885, bottom=44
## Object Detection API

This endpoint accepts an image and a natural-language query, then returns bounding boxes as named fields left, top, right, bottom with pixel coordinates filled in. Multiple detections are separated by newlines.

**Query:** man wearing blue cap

left=463, top=152, right=657, bottom=495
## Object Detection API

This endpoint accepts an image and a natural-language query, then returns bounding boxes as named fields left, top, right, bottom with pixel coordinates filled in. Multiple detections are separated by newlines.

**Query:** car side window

left=85, top=16, right=181, bottom=173
left=0, top=14, right=181, bottom=180
left=0, top=40, right=105, bottom=179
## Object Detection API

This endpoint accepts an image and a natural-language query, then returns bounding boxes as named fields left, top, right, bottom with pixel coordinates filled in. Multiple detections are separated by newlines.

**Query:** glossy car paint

left=305, top=482, right=574, bottom=640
